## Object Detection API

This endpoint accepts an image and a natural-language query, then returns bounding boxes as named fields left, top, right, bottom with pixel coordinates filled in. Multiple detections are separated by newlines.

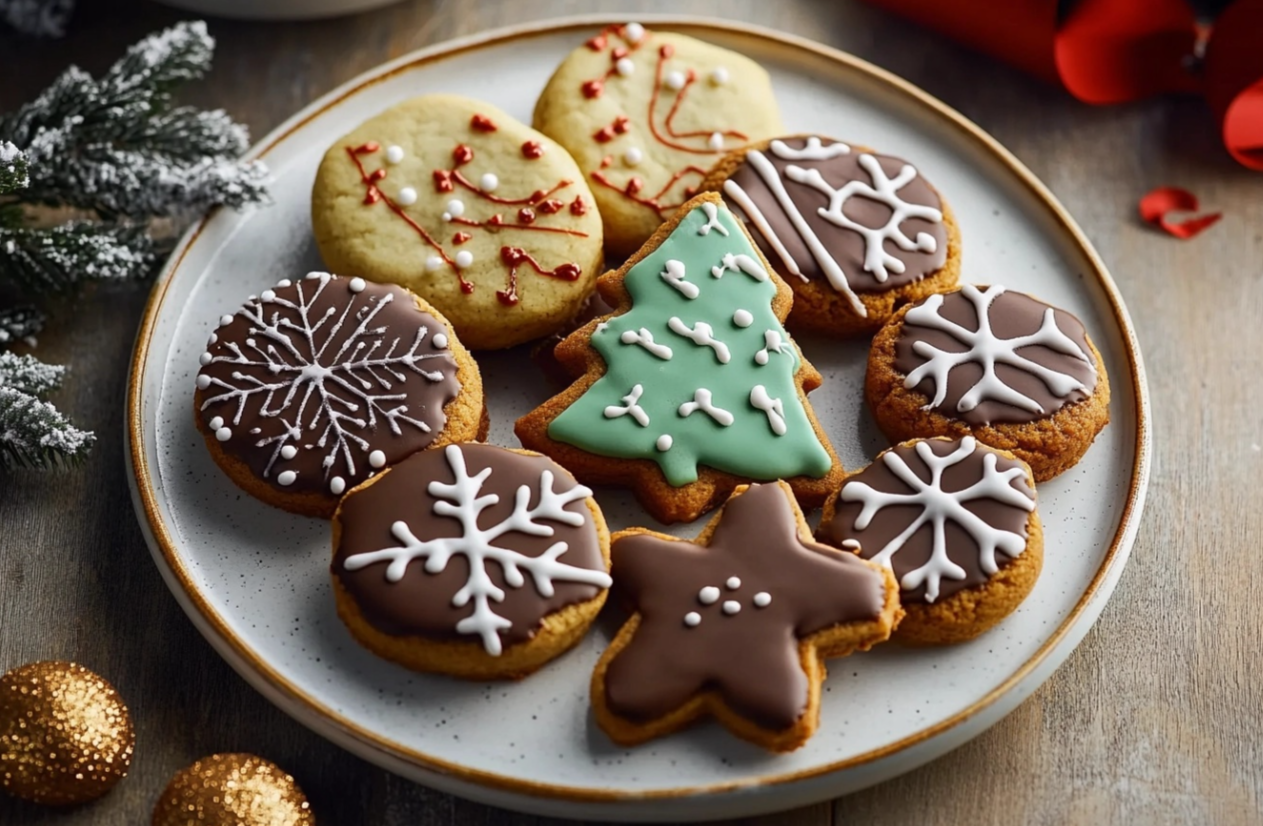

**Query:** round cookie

left=818, top=437, right=1042, bottom=645
left=312, top=94, right=604, bottom=350
left=867, top=284, right=1110, bottom=480
left=194, top=272, right=485, bottom=518
left=331, top=442, right=612, bottom=680
left=533, top=22, right=784, bottom=257
left=701, top=135, right=960, bottom=337
left=593, top=481, right=901, bottom=752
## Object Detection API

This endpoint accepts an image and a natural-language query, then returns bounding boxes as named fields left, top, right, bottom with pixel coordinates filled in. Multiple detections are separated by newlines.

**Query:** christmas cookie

left=332, top=443, right=612, bottom=680
left=311, top=95, right=604, bottom=350
left=194, top=272, right=485, bottom=518
left=533, top=22, right=783, bottom=256
left=867, top=284, right=1109, bottom=480
left=818, top=437, right=1041, bottom=645
left=701, top=135, right=960, bottom=337
left=592, top=481, right=901, bottom=752
left=514, top=193, right=844, bottom=525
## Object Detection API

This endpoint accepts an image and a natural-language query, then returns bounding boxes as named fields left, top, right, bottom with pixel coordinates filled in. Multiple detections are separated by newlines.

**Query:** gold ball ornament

left=152, top=753, right=315, bottom=826
left=0, top=660, right=135, bottom=805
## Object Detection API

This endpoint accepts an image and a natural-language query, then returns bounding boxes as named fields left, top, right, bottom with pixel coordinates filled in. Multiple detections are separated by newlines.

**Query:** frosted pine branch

left=0, top=385, right=93, bottom=469
left=0, top=221, right=156, bottom=293
left=0, top=306, right=45, bottom=345
left=0, top=0, right=73, bottom=38
left=0, top=351, right=65, bottom=395
left=0, top=142, right=28, bottom=194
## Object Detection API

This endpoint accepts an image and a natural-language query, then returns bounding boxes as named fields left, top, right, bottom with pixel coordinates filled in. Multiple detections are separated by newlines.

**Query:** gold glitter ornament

left=152, top=753, right=315, bottom=826
left=0, top=660, right=135, bottom=805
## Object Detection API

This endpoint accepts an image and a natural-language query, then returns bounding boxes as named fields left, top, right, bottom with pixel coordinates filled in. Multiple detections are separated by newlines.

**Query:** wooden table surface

left=2, top=1, right=1261, bottom=824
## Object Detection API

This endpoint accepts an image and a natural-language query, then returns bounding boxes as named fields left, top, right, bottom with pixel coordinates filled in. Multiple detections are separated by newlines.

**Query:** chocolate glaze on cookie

left=893, top=285, right=1097, bottom=427
left=334, top=443, right=607, bottom=650
left=195, top=273, right=459, bottom=498
left=605, top=483, right=887, bottom=730
left=819, top=438, right=1035, bottom=604
left=723, top=137, right=946, bottom=297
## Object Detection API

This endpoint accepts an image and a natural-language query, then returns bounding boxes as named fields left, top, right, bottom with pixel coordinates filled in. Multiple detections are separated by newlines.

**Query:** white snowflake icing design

left=196, top=272, right=451, bottom=487
left=903, top=284, right=1096, bottom=417
left=841, top=437, right=1034, bottom=602
left=785, top=152, right=943, bottom=283
left=342, top=445, right=612, bottom=656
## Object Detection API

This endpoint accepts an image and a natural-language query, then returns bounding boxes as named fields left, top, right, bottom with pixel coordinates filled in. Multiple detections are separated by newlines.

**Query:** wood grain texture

left=1, top=0, right=1260, bottom=824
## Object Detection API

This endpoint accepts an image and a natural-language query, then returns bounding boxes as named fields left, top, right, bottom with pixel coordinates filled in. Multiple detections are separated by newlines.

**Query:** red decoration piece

left=452, top=144, right=474, bottom=165
left=582, top=80, right=605, bottom=99
left=569, top=196, right=587, bottom=216
left=518, top=207, right=536, bottom=224
left=1138, top=186, right=1222, bottom=238
left=1205, top=0, right=1263, bottom=170
left=586, top=35, right=607, bottom=51
left=453, top=232, right=472, bottom=244
left=498, top=247, right=583, bottom=306
left=538, top=199, right=564, bottom=214
left=521, top=141, right=545, bottom=159
left=470, top=114, right=498, bottom=132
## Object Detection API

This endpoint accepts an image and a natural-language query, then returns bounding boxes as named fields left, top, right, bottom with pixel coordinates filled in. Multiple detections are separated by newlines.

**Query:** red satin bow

left=865, top=0, right=1263, bottom=170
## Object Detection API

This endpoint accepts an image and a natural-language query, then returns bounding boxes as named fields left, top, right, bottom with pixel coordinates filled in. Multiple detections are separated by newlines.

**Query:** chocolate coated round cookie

left=193, top=272, right=485, bottom=517
left=332, top=443, right=612, bottom=680
left=866, top=284, right=1110, bottom=480
left=701, top=135, right=960, bottom=337
left=818, top=436, right=1042, bottom=645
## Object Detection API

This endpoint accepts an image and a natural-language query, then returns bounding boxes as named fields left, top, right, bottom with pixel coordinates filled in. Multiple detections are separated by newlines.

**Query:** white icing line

left=603, top=384, right=651, bottom=427
left=619, top=328, right=673, bottom=360
left=749, top=385, right=787, bottom=435
left=667, top=317, right=731, bottom=363
left=678, top=389, right=734, bottom=426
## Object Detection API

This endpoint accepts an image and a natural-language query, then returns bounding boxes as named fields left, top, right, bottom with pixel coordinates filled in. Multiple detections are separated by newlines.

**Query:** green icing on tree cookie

left=548, top=201, right=832, bottom=487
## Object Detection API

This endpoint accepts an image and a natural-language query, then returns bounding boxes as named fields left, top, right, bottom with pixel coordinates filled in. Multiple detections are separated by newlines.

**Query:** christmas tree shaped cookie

left=515, top=193, right=844, bottom=524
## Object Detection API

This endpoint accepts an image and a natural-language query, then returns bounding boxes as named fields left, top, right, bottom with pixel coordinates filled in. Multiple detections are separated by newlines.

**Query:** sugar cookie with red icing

left=533, top=22, right=783, bottom=256
left=312, top=95, right=604, bottom=350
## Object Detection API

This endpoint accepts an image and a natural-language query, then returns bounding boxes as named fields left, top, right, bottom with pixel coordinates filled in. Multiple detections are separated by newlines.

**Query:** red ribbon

left=865, top=0, right=1263, bottom=170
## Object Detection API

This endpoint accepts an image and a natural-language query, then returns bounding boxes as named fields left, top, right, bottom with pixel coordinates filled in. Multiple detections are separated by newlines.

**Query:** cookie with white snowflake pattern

left=700, top=135, right=960, bottom=337
left=193, top=272, right=486, bottom=518
left=867, top=284, right=1110, bottom=480
left=332, top=442, right=612, bottom=680
left=515, top=192, right=844, bottom=525
left=818, top=437, right=1041, bottom=645
left=593, top=481, right=900, bottom=751
left=533, top=22, right=783, bottom=256
left=312, top=95, right=604, bottom=350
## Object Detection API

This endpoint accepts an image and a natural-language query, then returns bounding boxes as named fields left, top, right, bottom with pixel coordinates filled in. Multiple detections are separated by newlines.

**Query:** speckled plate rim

left=125, top=14, right=1151, bottom=819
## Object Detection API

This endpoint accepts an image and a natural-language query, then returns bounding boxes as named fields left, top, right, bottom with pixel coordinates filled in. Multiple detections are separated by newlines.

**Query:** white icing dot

left=199, top=352, right=212, bottom=366
left=385, top=145, right=404, bottom=164
left=330, top=476, right=346, bottom=495
left=683, top=611, right=701, bottom=627
left=656, top=434, right=673, bottom=451
left=698, top=586, right=720, bottom=605
left=207, top=333, right=217, bottom=346
left=281, top=445, right=298, bottom=460
left=623, top=21, right=645, bottom=43
left=432, top=333, right=448, bottom=349
left=247, top=295, right=257, bottom=302
left=369, top=449, right=387, bottom=469
left=349, top=277, right=366, bottom=293
left=710, top=66, right=729, bottom=85
left=196, top=375, right=211, bottom=390
left=479, top=173, right=499, bottom=192
left=277, top=470, right=297, bottom=486
left=726, top=576, right=741, bottom=590
left=708, top=132, right=724, bottom=151
left=841, top=539, right=861, bottom=551
left=446, top=199, right=465, bottom=218
left=208, top=416, right=224, bottom=430
left=260, top=289, right=276, bottom=302
left=664, top=70, right=686, bottom=90
left=753, top=592, right=772, bottom=608
left=623, top=147, right=643, bottom=166
left=219, top=314, right=233, bottom=326
left=397, top=186, right=417, bottom=206
left=733, top=309, right=753, bottom=327
left=426, top=256, right=444, bottom=271
left=455, top=250, right=474, bottom=268
left=277, top=279, right=292, bottom=288
left=215, top=427, right=232, bottom=442
left=616, top=57, right=635, bottom=77
left=722, top=600, right=741, bottom=615
left=304, top=272, right=327, bottom=281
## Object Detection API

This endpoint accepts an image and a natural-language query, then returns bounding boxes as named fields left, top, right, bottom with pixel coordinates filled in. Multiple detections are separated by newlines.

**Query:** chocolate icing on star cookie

left=819, top=437, right=1036, bottom=604
left=195, top=273, right=459, bottom=498
left=893, top=285, right=1098, bottom=426
left=604, top=483, right=887, bottom=730
left=723, top=136, right=946, bottom=316
left=334, top=443, right=609, bottom=654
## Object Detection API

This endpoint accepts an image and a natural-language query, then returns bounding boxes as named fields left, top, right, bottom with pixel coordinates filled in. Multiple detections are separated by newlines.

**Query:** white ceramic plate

left=126, top=16, right=1151, bottom=822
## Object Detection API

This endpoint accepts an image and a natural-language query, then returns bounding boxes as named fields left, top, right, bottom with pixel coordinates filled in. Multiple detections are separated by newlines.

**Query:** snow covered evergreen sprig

left=0, top=20, right=270, bottom=470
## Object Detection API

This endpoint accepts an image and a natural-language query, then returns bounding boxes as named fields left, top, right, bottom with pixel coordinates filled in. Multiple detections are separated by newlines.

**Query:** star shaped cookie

left=591, top=481, right=902, bottom=752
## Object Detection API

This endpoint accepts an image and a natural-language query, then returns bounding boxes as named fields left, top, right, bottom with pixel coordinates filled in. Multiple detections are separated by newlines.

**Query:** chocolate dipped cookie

left=818, top=436, right=1042, bottom=645
left=193, top=272, right=485, bottom=518
left=867, top=284, right=1110, bottom=480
